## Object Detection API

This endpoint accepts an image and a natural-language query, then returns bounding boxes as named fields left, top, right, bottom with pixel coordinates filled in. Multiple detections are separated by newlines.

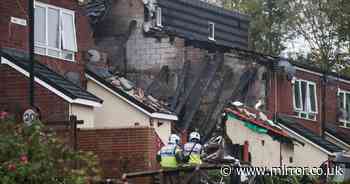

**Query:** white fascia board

left=279, top=123, right=336, bottom=156
left=1, top=57, right=101, bottom=107
left=151, top=112, right=178, bottom=121
left=86, top=74, right=178, bottom=121
left=325, top=131, right=350, bottom=149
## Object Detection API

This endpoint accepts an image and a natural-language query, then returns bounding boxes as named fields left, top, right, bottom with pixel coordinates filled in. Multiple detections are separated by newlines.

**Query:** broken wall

left=92, top=0, right=210, bottom=101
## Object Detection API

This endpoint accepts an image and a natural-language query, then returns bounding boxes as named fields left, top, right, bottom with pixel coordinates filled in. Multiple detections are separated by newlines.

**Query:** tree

left=0, top=112, right=102, bottom=184
left=223, top=0, right=294, bottom=56
left=287, top=0, right=349, bottom=69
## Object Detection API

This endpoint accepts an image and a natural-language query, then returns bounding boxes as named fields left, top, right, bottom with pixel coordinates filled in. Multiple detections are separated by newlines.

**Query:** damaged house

left=85, top=0, right=350, bottom=171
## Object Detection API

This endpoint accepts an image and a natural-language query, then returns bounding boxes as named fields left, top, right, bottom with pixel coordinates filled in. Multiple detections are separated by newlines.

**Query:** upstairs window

left=34, top=2, right=77, bottom=61
left=293, top=79, right=317, bottom=120
left=337, top=90, right=350, bottom=128
left=156, top=7, right=162, bottom=27
left=208, top=22, right=215, bottom=41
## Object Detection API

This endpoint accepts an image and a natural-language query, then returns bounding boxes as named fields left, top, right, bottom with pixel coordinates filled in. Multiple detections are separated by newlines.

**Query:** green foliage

left=0, top=114, right=102, bottom=184
left=223, top=0, right=294, bottom=56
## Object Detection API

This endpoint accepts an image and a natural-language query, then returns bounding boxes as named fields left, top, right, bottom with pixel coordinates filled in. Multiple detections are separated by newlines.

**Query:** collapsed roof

left=86, top=66, right=177, bottom=120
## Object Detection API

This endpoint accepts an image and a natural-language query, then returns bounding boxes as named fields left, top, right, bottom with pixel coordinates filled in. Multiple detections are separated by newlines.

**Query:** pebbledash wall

left=226, top=116, right=329, bottom=168
left=0, top=0, right=95, bottom=85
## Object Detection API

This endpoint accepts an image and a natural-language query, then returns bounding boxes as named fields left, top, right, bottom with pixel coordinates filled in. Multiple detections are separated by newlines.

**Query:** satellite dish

left=23, top=109, right=37, bottom=126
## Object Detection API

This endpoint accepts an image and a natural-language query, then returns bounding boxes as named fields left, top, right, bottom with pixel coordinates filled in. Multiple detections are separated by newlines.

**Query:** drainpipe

left=321, top=60, right=329, bottom=137
left=28, top=0, right=35, bottom=107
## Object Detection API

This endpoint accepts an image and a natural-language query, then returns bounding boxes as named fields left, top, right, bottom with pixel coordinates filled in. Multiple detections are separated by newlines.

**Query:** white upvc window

left=156, top=6, right=162, bottom=27
left=292, top=79, right=318, bottom=120
left=337, top=90, right=350, bottom=128
left=34, top=2, right=77, bottom=61
left=208, top=22, right=215, bottom=41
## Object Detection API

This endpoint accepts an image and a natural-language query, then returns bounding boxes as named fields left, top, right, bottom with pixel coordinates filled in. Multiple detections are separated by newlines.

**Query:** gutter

left=1, top=57, right=102, bottom=107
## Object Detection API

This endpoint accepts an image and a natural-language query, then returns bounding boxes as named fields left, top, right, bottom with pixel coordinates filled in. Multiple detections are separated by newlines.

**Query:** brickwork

left=0, top=0, right=95, bottom=85
left=0, top=64, right=69, bottom=122
left=77, top=127, right=159, bottom=183
left=267, top=68, right=350, bottom=135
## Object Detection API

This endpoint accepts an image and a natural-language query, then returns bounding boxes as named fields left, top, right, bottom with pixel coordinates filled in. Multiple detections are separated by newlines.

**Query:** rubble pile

left=105, top=75, right=174, bottom=114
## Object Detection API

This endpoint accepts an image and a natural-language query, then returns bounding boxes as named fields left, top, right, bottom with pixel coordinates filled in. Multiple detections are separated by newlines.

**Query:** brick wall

left=0, top=0, right=95, bottom=85
left=77, top=127, right=160, bottom=183
left=268, top=68, right=350, bottom=135
left=0, top=64, right=69, bottom=122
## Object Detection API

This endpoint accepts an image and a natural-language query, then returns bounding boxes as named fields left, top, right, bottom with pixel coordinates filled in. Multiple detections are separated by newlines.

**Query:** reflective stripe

left=188, top=154, right=202, bottom=165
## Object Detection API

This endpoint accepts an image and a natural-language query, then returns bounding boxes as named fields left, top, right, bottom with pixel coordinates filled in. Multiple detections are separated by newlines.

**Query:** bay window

left=34, top=2, right=77, bottom=61
left=337, top=90, right=350, bottom=128
left=293, top=79, right=318, bottom=120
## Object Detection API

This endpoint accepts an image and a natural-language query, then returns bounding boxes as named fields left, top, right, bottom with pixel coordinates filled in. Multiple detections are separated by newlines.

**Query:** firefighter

left=156, top=134, right=183, bottom=168
left=183, top=131, right=203, bottom=165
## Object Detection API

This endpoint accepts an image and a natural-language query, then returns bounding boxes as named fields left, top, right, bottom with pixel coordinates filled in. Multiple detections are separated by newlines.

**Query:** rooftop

left=0, top=50, right=103, bottom=106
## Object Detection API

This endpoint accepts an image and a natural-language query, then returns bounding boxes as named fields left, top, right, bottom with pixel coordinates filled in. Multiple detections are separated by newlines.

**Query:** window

left=156, top=7, right=162, bottom=27
left=208, top=22, right=215, bottom=41
left=34, top=2, right=77, bottom=61
left=337, top=90, right=350, bottom=128
left=292, top=79, right=318, bottom=120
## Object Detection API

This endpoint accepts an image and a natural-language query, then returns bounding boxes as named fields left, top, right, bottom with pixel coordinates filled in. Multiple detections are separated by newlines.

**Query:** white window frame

left=292, top=79, right=318, bottom=121
left=34, top=2, right=77, bottom=62
left=155, top=6, right=162, bottom=27
left=337, top=89, right=350, bottom=128
left=208, top=21, right=215, bottom=41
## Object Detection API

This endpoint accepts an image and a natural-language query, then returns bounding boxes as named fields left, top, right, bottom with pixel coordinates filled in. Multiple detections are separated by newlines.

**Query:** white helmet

left=189, top=131, right=200, bottom=142
left=169, top=134, right=180, bottom=144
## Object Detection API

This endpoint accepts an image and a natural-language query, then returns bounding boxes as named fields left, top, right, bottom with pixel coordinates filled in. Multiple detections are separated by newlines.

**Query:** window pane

left=34, top=6, right=46, bottom=44
left=301, top=81, right=307, bottom=111
left=346, top=94, right=350, bottom=121
left=209, top=23, right=214, bottom=39
left=61, top=12, right=77, bottom=51
left=48, top=8, right=59, bottom=49
left=339, top=92, right=345, bottom=109
left=294, top=81, right=301, bottom=109
left=309, top=84, right=316, bottom=112
left=156, top=7, right=162, bottom=26
left=62, top=50, right=74, bottom=61
left=47, top=49, right=59, bottom=57
left=34, top=46, right=45, bottom=55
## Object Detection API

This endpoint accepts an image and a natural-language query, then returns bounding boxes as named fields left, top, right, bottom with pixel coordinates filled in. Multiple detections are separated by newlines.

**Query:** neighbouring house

left=0, top=51, right=102, bottom=126
left=0, top=0, right=103, bottom=125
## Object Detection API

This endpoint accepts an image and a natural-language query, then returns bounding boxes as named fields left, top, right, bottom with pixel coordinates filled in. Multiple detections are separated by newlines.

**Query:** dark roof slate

left=325, top=123, right=350, bottom=146
left=277, top=115, right=343, bottom=153
left=0, top=50, right=102, bottom=104
left=158, top=0, right=249, bottom=49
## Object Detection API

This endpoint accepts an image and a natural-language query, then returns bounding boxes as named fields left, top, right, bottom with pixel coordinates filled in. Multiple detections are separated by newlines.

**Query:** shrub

left=0, top=113, right=102, bottom=184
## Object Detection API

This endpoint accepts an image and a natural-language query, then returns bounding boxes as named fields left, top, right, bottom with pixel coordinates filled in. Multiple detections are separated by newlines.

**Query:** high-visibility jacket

left=183, top=142, right=202, bottom=165
left=158, top=144, right=182, bottom=168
